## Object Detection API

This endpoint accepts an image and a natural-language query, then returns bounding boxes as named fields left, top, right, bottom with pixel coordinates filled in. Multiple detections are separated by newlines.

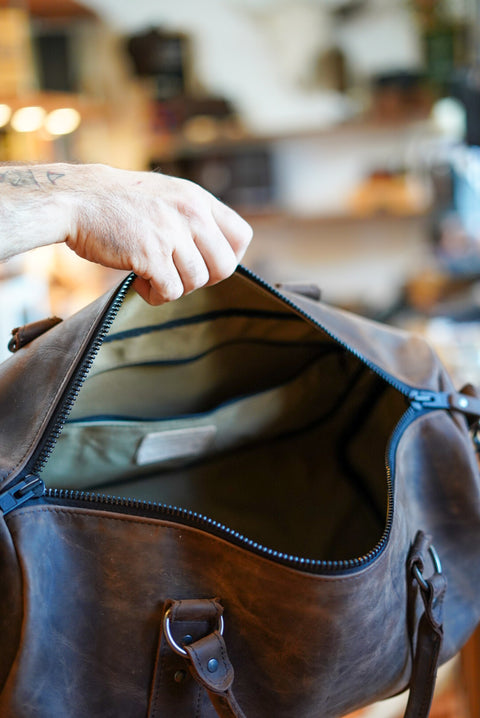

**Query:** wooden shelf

left=0, top=0, right=95, bottom=18
left=242, top=209, right=431, bottom=227
left=148, top=115, right=436, bottom=162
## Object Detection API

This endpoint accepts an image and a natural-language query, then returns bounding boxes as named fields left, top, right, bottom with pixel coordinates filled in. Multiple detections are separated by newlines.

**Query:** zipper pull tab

left=0, top=475, right=45, bottom=516
left=409, top=390, right=451, bottom=411
left=410, top=389, right=480, bottom=419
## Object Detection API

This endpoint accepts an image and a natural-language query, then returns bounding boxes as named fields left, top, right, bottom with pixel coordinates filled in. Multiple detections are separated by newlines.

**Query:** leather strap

left=163, top=598, right=246, bottom=718
left=404, top=531, right=446, bottom=718
left=8, top=316, right=62, bottom=352
left=449, top=388, right=480, bottom=423
left=184, top=633, right=246, bottom=718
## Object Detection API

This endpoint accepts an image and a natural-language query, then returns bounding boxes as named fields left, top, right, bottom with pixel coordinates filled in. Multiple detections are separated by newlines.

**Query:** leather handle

left=163, top=598, right=246, bottom=718
left=8, top=316, right=62, bottom=352
left=184, top=632, right=246, bottom=718
left=403, top=531, right=446, bottom=718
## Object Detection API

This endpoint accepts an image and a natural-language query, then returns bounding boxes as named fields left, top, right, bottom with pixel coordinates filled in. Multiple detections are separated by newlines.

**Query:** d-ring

left=412, top=543, right=443, bottom=592
left=163, top=608, right=225, bottom=657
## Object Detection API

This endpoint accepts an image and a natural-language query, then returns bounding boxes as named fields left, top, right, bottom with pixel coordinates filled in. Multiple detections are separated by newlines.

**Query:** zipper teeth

left=237, top=266, right=413, bottom=397
left=43, top=485, right=382, bottom=574
left=232, top=267, right=417, bottom=570
left=30, top=267, right=418, bottom=575
left=33, top=275, right=135, bottom=475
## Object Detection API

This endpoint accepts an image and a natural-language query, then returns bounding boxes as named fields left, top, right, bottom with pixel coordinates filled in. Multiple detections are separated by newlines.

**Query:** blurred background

left=1, top=1, right=480, bottom=714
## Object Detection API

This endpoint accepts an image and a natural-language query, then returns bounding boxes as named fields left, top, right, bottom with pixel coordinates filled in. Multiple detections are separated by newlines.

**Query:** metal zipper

left=29, top=273, right=136, bottom=477
left=0, top=475, right=45, bottom=515
left=239, top=268, right=433, bottom=399
left=0, top=268, right=466, bottom=574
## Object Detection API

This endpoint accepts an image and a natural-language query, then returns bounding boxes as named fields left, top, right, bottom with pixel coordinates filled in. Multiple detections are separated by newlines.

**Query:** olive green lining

left=43, top=280, right=407, bottom=560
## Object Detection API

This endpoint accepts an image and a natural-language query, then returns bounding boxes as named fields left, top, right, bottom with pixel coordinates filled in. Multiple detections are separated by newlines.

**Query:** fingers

left=133, top=253, right=184, bottom=305
left=133, top=277, right=167, bottom=306
left=133, top=223, right=242, bottom=305
left=93, top=170, right=254, bottom=306
left=172, top=242, right=209, bottom=294
left=168, top=182, right=252, bottom=291
left=210, top=198, right=253, bottom=263
left=192, top=225, right=238, bottom=286
left=177, top=188, right=252, bottom=287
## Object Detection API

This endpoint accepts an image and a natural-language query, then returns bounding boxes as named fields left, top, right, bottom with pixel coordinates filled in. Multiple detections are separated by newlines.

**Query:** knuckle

left=156, top=274, right=184, bottom=302
left=232, top=222, right=253, bottom=254
left=193, top=262, right=210, bottom=288
left=176, top=191, right=206, bottom=225
left=242, top=222, right=254, bottom=245
left=182, top=262, right=209, bottom=293
left=165, top=283, right=184, bottom=301
left=210, top=253, right=237, bottom=284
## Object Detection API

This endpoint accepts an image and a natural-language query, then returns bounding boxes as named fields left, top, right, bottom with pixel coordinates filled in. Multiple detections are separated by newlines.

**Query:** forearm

left=0, top=163, right=80, bottom=261
left=0, top=162, right=253, bottom=304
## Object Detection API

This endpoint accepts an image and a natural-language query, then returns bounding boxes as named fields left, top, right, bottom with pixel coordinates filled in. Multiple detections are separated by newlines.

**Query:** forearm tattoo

left=0, top=168, right=65, bottom=188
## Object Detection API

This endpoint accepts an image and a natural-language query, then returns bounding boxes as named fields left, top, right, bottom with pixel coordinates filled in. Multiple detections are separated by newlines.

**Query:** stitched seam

left=148, top=631, right=168, bottom=718
left=6, top=506, right=394, bottom=584
left=194, top=681, right=203, bottom=718
left=7, top=506, right=190, bottom=528
left=212, top=632, right=230, bottom=678
left=188, top=644, right=207, bottom=681
left=188, top=638, right=230, bottom=693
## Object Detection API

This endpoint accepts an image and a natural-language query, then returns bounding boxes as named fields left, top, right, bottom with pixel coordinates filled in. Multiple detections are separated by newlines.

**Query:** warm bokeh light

left=11, top=106, right=46, bottom=132
left=183, top=115, right=219, bottom=144
left=0, top=104, right=12, bottom=128
left=44, top=107, right=81, bottom=136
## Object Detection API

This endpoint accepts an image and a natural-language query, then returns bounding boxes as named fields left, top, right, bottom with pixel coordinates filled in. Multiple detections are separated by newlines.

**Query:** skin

left=0, top=163, right=253, bottom=305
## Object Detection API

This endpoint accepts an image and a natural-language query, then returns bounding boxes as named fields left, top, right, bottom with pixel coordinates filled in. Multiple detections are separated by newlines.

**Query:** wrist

left=63, top=163, right=119, bottom=255
left=0, top=163, right=77, bottom=260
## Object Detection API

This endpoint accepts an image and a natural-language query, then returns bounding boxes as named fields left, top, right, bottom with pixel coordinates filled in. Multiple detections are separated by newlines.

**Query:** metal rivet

left=459, top=397, right=469, bottom=409
left=182, top=634, right=193, bottom=646
left=207, top=658, right=219, bottom=673
left=174, top=670, right=186, bottom=684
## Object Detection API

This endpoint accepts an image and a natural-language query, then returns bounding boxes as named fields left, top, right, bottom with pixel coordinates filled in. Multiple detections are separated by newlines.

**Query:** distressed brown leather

left=0, top=282, right=124, bottom=486
left=0, top=268, right=479, bottom=718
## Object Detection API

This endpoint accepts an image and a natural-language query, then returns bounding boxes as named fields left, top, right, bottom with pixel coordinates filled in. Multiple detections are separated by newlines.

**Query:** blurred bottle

left=412, top=0, right=469, bottom=96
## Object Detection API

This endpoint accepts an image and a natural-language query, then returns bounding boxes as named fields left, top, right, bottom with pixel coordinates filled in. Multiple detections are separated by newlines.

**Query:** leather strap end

left=8, top=316, right=62, bottom=353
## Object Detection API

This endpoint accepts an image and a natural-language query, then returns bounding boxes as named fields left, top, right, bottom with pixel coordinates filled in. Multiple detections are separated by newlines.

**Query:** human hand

left=66, top=165, right=253, bottom=305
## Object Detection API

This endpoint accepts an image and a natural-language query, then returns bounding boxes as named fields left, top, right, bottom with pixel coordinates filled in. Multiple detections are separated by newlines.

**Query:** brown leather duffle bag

left=1, top=267, right=480, bottom=718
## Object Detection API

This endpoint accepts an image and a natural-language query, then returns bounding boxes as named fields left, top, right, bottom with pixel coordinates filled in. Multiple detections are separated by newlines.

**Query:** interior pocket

left=43, top=350, right=358, bottom=488
left=69, top=340, right=338, bottom=420
left=88, top=369, right=402, bottom=561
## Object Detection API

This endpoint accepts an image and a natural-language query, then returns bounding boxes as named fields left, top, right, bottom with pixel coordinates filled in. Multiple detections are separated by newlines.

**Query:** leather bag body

left=0, top=267, right=479, bottom=718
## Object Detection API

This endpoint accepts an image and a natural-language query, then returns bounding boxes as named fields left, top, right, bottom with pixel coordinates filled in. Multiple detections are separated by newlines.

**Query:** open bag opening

left=42, top=273, right=409, bottom=562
